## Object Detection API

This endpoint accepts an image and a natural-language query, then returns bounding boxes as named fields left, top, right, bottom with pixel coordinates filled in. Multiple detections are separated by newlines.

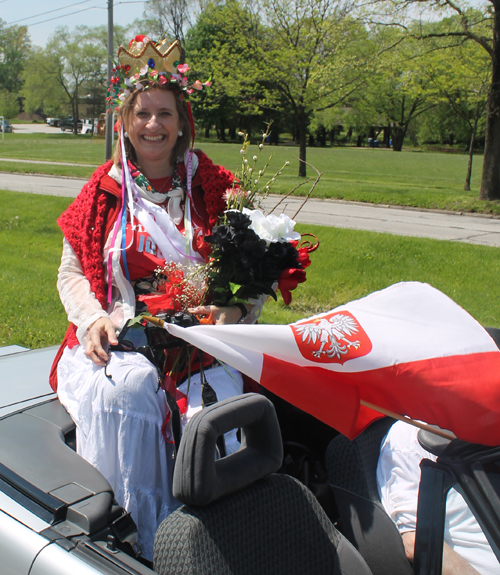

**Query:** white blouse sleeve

left=57, top=237, right=109, bottom=345
left=376, top=421, right=437, bottom=535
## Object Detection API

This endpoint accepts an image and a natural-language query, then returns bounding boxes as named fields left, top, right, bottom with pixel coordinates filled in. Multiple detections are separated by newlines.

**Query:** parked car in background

left=47, top=118, right=61, bottom=127
left=0, top=119, right=13, bottom=133
left=80, top=119, right=97, bottom=135
left=60, top=117, right=82, bottom=132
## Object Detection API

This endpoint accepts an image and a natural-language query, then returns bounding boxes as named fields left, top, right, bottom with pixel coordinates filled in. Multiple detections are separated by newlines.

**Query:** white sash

left=133, top=195, right=205, bottom=265
left=112, top=131, right=205, bottom=274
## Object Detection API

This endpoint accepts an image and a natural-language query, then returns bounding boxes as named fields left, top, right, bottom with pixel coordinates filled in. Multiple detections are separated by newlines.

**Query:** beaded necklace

left=129, top=161, right=184, bottom=197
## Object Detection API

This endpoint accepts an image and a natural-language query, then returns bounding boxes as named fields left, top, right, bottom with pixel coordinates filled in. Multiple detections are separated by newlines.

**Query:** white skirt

left=57, top=345, right=243, bottom=561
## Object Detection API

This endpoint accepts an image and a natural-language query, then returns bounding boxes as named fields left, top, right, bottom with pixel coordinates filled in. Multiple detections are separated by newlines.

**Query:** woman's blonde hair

left=113, top=84, right=191, bottom=169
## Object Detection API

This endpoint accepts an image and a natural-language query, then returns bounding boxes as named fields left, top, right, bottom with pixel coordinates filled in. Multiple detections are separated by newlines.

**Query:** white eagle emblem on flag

left=291, top=311, right=372, bottom=364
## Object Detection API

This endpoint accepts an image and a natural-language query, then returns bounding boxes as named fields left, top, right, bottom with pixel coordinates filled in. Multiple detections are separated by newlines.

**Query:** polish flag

left=166, top=282, right=500, bottom=446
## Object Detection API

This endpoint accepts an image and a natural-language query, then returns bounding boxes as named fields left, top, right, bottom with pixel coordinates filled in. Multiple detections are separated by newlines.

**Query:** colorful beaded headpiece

left=106, top=35, right=211, bottom=112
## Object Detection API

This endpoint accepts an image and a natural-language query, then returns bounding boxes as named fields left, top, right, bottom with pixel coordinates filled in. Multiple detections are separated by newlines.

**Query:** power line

left=7, top=1, right=144, bottom=28
left=20, top=5, right=108, bottom=28
left=7, top=0, right=94, bottom=26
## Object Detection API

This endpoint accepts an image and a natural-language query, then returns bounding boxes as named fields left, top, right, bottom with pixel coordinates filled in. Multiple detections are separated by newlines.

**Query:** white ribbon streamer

left=166, top=187, right=185, bottom=224
left=110, top=128, right=204, bottom=266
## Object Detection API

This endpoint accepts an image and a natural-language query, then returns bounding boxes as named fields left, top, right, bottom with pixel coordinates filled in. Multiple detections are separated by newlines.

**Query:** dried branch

left=292, top=158, right=323, bottom=219
left=267, top=178, right=313, bottom=214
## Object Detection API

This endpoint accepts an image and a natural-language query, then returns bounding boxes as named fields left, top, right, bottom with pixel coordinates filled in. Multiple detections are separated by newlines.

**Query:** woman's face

left=126, top=89, right=181, bottom=172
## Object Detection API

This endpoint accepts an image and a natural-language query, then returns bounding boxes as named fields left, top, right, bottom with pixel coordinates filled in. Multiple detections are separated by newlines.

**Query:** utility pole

left=105, top=0, right=114, bottom=161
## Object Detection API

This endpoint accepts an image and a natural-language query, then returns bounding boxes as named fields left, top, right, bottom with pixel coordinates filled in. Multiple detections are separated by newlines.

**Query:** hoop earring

left=124, top=132, right=129, bottom=138
left=178, top=130, right=183, bottom=137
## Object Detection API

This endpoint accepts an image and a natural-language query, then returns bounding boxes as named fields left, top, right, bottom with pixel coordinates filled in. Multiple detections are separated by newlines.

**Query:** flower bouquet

left=128, top=129, right=318, bottom=397
left=204, top=129, right=318, bottom=308
left=138, top=128, right=318, bottom=319
left=137, top=262, right=208, bottom=317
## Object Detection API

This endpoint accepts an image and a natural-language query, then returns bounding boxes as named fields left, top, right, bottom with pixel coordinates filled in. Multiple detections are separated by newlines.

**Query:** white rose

left=242, top=208, right=301, bottom=244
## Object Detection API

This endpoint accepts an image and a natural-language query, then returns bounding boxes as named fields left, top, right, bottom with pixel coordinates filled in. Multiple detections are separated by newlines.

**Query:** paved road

left=9, top=123, right=67, bottom=135
left=9, top=123, right=96, bottom=135
left=0, top=157, right=98, bottom=168
left=2, top=171, right=500, bottom=248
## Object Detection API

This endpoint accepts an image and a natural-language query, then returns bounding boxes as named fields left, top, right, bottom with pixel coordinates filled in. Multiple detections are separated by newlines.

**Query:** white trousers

left=57, top=345, right=243, bottom=561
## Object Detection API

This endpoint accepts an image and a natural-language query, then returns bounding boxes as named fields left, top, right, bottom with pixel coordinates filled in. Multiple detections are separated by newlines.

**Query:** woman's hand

left=85, top=317, right=118, bottom=366
left=189, top=305, right=251, bottom=325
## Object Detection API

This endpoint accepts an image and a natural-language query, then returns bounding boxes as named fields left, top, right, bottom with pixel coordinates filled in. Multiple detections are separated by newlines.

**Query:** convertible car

left=1, top=340, right=500, bottom=575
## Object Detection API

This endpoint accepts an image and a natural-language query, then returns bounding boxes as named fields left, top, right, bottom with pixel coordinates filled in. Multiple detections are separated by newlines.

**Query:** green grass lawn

left=1, top=133, right=496, bottom=214
left=1, top=189, right=499, bottom=350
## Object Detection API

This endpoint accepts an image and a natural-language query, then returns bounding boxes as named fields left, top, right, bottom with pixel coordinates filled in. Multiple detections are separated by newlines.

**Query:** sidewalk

left=2, top=171, right=500, bottom=248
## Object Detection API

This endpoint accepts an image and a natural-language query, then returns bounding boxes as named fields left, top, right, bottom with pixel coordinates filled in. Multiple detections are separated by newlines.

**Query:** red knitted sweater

left=49, top=152, right=234, bottom=391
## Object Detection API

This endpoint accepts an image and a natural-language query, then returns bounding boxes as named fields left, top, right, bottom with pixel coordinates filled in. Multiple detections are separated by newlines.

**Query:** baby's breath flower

left=285, top=161, right=290, bottom=165
left=248, top=168, right=253, bottom=174
left=259, top=170, right=263, bottom=176
left=253, top=155, right=258, bottom=161
left=278, top=171, right=282, bottom=175
left=244, top=159, right=248, bottom=164
left=254, top=179, right=258, bottom=184
left=262, top=133, right=267, bottom=138
left=238, top=131, right=244, bottom=136
left=240, top=149, right=245, bottom=154
left=259, top=144, right=263, bottom=149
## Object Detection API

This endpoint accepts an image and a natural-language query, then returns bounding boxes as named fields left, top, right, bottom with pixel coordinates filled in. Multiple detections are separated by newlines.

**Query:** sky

left=2, top=0, right=489, bottom=49
left=1, top=0, right=147, bottom=48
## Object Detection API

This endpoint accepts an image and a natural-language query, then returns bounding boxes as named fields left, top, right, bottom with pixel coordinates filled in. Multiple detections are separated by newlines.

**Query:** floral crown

left=106, top=35, right=211, bottom=111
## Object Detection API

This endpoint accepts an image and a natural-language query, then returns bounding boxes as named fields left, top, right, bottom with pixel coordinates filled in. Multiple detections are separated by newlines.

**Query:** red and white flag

left=167, top=282, right=500, bottom=446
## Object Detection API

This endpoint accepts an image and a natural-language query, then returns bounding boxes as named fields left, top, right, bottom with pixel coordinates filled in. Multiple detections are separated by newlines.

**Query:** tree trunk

left=392, top=125, right=406, bottom=152
left=318, top=126, right=326, bottom=147
left=465, top=114, right=480, bottom=191
left=72, top=100, right=78, bottom=136
left=298, top=111, right=308, bottom=178
left=383, top=127, right=391, bottom=148
left=219, top=117, right=226, bottom=142
left=480, top=5, right=500, bottom=200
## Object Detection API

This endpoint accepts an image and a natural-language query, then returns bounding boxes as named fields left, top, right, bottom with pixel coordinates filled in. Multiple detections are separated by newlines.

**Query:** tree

left=362, top=30, right=438, bottom=151
left=0, top=20, right=30, bottom=94
left=0, top=20, right=30, bottom=119
left=0, top=90, right=20, bottom=119
left=21, top=47, right=67, bottom=118
left=186, top=0, right=267, bottom=140
left=369, top=2, right=500, bottom=200
left=422, top=36, right=489, bottom=189
left=142, top=0, right=196, bottom=57
left=22, top=27, right=107, bottom=134
left=260, top=0, right=374, bottom=175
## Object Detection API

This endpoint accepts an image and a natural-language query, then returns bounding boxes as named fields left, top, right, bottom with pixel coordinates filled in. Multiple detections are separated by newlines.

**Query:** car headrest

left=418, top=427, right=453, bottom=457
left=173, top=393, right=283, bottom=507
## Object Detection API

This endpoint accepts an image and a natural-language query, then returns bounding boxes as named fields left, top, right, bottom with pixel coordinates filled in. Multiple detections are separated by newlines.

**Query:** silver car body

left=0, top=346, right=153, bottom=575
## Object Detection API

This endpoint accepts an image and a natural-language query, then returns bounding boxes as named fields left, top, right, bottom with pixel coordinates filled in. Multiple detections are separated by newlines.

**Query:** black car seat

left=153, top=393, right=373, bottom=575
left=325, top=416, right=413, bottom=575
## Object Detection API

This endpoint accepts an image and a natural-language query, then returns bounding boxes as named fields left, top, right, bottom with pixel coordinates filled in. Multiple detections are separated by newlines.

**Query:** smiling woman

left=48, top=36, right=261, bottom=563
left=115, top=86, right=190, bottom=179
left=127, top=90, right=181, bottom=172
